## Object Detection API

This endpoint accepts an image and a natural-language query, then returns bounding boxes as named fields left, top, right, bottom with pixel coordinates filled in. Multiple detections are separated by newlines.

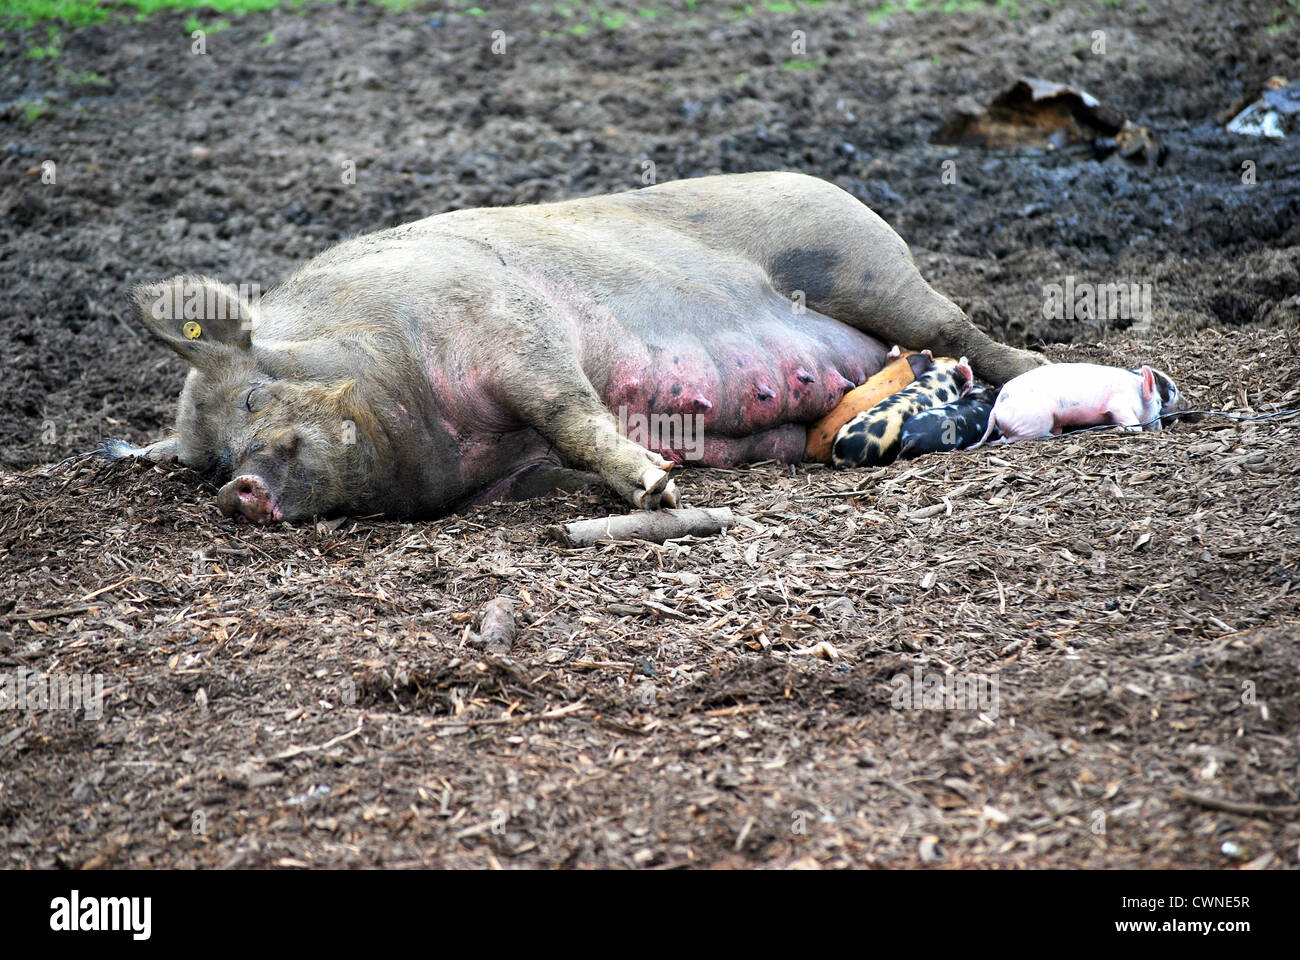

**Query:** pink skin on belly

left=600, top=327, right=874, bottom=445
left=417, top=313, right=884, bottom=486
left=699, top=426, right=807, bottom=466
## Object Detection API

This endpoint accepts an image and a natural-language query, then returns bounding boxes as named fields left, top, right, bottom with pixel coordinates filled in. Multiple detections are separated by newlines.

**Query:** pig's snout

left=218, top=474, right=282, bottom=523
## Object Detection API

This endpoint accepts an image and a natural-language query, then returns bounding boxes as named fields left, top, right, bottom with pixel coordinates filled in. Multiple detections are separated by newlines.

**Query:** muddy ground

left=2, top=0, right=1299, bottom=868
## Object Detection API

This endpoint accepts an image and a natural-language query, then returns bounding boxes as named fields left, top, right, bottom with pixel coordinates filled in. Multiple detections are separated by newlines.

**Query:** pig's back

left=258, top=190, right=888, bottom=439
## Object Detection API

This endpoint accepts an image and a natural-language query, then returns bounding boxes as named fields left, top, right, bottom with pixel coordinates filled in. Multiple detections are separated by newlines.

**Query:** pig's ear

left=906, top=352, right=935, bottom=378
left=887, top=344, right=903, bottom=359
left=957, top=356, right=975, bottom=393
left=1138, top=365, right=1156, bottom=403
left=133, top=276, right=258, bottom=367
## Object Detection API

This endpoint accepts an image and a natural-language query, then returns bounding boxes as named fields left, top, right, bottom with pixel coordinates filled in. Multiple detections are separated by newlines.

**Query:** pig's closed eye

left=245, top=386, right=270, bottom=412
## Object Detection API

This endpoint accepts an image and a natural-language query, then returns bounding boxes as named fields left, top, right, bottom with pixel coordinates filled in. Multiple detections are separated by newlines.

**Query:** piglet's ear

left=1138, top=365, right=1156, bottom=403
left=887, top=344, right=903, bottom=359
left=906, top=352, right=935, bottom=378
left=133, top=275, right=259, bottom=369
left=957, top=356, right=974, bottom=394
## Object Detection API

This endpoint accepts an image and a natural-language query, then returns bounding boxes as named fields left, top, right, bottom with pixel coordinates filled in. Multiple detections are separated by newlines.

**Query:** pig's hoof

left=100, top=438, right=141, bottom=460
left=999, top=349, right=1047, bottom=384
left=633, top=466, right=680, bottom=509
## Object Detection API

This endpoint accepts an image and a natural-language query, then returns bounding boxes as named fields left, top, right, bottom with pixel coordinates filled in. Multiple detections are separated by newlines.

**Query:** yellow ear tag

left=182, top=321, right=202, bottom=340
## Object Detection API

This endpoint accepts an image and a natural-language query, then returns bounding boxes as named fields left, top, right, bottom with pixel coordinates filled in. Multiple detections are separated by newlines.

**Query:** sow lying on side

left=105, top=172, right=1042, bottom=522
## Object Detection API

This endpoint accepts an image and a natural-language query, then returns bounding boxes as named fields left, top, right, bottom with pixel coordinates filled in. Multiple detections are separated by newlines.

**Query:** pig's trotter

left=638, top=465, right=680, bottom=509
left=592, top=441, right=681, bottom=510
left=100, top=436, right=180, bottom=462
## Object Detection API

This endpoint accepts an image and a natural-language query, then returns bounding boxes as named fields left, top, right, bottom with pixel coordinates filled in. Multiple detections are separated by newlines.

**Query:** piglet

left=898, top=384, right=1000, bottom=459
left=831, top=356, right=973, bottom=468
left=804, top=346, right=933, bottom=463
left=973, top=362, right=1184, bottom=447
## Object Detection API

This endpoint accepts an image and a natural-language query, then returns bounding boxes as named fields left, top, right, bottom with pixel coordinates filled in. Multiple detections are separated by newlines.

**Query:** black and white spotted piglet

left=830, top=357, right=973, bottom=468
left=896, top=384, right=1000, bottom=460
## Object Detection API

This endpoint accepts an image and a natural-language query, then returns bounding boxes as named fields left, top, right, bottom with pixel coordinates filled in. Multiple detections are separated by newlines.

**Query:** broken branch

left=546, top=507, right=734, bottom=547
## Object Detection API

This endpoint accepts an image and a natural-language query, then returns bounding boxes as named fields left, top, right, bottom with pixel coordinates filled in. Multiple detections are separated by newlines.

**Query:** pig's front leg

left=499, top=359, right=680, bottom=510
left=548, top=404, right=682, bottom=510
left=100, top=436, right=181, bottom=462
left=1104, top=395, right=1155, bottom=432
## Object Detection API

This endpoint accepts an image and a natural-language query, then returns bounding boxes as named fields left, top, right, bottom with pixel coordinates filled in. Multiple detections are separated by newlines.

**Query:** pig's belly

left=586, top=306, right=887, bottom=466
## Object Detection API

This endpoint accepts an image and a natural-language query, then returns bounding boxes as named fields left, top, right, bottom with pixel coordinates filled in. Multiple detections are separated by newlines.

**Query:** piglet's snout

left=217, top=474, right=281, bottom=523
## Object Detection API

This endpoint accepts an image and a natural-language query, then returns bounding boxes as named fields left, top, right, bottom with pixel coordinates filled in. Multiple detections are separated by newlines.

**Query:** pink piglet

left=972, top=362, right=1184, bottom=447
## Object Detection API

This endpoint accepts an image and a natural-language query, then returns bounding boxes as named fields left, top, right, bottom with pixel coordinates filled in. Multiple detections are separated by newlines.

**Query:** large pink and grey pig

left=973, top=362, right=1185, bottom=446
left=103, top=172, right=1044, bottom=522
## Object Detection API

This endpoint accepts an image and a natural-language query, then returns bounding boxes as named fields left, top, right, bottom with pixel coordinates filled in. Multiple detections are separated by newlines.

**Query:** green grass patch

left=4, top=0, right=283, bottom=31
left=183, top=14, right=232, bottom=33
left=0, top=0, right=1075, bottom=40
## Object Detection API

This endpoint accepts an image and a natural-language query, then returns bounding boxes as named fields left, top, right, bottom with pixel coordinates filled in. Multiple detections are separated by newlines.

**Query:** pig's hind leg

left=718, top=177, right=1044, bottom=386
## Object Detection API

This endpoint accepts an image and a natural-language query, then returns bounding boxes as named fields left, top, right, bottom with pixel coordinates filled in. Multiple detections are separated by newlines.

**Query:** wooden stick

left=478, top=597, right=517, bottom=656
left=2, top=603, right=94, bottom=623
left=1171, top=789, right=1300, bottom=818
left=547, top=507, right=734, bottom=547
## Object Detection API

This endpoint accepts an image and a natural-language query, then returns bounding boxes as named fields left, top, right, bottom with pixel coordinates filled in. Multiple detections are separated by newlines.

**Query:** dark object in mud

left=897, top=384, right=1000, bottom=459
left=933, top=77, right=1167, bottom=165
left=546, top=507, right=734, bottom=546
